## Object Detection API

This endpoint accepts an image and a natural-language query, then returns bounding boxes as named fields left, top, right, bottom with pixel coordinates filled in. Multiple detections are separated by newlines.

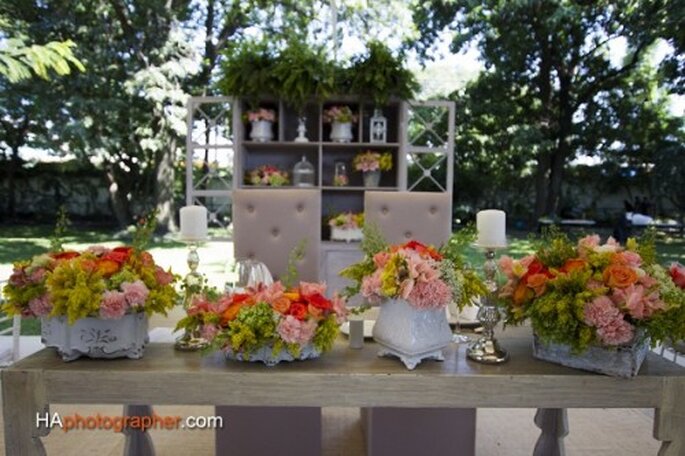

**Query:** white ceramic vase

left=250, top=120, right=273, bottom=142
left=330, top=121, right=353, bottom=142
left=330, top=227, right=363, bottom=243
left=41, top=313, right=149, bottom=362
left=372, top=298, right=452, bottom=369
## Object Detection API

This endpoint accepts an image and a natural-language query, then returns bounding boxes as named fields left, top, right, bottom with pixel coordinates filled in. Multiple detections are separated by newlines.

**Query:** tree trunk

left=546, top=149, right=565, bottom=215
left=155, top=142, right=177, bottom=233
left=6, top=146, right=20, bottom=218
left=534, top=152, right=550, bottom=219
left=106, top=169, right=131, bottom=228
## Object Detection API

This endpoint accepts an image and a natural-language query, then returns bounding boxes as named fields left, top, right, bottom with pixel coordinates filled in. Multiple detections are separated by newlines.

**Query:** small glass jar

left=333, top=161, right=349, bottom=187
left=293, top=155, right=315, bottom=187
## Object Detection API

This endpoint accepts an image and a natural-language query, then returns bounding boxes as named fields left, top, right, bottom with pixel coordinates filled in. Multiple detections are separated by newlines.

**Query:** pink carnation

left=86, top=245, right=110, bottom=256
left=201, top=324, right=220, bottom=341
left=331, top=292, right=348, bottom=324
left=584, top=295, right=621, bottom=328
left=578, top=234, right=601, bottom=258
left=121, top=280, right=149, bottom=308
left=100, top=290, right=128, bottom=319
left=187, top=295, right=212, bottom=316
left=612, top=284, right=664, bottom=320
left=28, top=294, right=52, bottom=317
left=361, top=270, right=383, bottom=303
left=277, top=316, right=317, bottom=345
left=596, top=318, right=635, bottom=346
left=29, top=268, right=47, bottom=284
left=616, top=251, right=642, bottom=268
left=154, top=266, right=175, bottom=286
left=407, top=279, right=451, bottom=309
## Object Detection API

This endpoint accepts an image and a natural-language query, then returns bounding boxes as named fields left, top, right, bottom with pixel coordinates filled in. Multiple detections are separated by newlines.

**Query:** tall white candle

left=476, top=209, right=507, bottom=247
left=180, top=205, right=208, bottom=241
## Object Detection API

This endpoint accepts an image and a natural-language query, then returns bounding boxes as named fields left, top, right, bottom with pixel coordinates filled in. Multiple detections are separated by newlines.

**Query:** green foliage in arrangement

left=272, top=39, right=335, bottom=114
left=218, top=40, right=278, bottom=109
left=349, top=40, right=418, bottom=107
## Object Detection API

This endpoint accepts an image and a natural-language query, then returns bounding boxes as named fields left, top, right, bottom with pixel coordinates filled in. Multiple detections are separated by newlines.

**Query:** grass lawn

left=1, top=223, right=684, bottom=336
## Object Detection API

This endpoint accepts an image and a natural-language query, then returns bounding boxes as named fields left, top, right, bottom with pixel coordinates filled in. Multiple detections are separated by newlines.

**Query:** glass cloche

left=293, top=155, right=315, bottom=187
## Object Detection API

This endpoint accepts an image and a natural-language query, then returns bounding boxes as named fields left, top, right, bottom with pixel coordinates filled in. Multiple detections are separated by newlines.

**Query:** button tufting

left=296, top=204, right=304, bottom=212
left=381, top=206, right=389, bottom=215
left=247, top=205, right=255, bottom=213
left=271, top=228, right=280, bottom=237
left=404, top=231, right=412, bottom=239
left=429, top=206, right=437, bottom=214
left=247, top=252, right=255, bottom=259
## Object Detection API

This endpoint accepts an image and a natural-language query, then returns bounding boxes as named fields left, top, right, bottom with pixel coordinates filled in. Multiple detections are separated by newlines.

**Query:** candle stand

left=466, top=246, right=508, bottom=364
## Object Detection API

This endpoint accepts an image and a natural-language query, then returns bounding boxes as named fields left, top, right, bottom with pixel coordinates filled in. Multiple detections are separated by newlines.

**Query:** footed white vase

left=372, top=299, right=452, bottom=369
left=41, top=313, right=149, bottom=362
left=250, top=120, right=273, bottom=142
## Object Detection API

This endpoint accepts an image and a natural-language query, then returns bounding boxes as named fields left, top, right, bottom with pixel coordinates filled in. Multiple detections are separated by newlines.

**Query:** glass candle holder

left=333, top=161, right=349, bottom=186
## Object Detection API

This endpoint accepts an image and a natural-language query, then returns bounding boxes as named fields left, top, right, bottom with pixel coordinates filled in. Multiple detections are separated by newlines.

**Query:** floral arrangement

left=341, top=225, right=486, bottom=310
left=353, top=150, right=392, bottom=172
left=2, top=246, right=178, bottom=324
left=175, top=281, right=348, bottom=358
left=245, top=108, right=276, bottom=123
left=323, top=105, right=357, bottom=124
left=247, top=165, right=289, bottom=186
left=329, top=212, right=364, bottom=230
left=499, top=232, right=685, bottom=352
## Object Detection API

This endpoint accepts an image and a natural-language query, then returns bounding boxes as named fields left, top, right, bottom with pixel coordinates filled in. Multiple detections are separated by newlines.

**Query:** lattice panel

left=402, top=101, right=454, bottom=193
left=406, top=153, right=448, bottom=192
left=186, top=97, right=234, bottom=232
left=407, top=104, right=450, bottom=149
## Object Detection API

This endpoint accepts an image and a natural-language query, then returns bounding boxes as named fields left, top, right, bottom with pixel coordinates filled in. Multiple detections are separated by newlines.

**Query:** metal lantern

left=370, top=109, right=387, bottom=143
left=293, top=155, right=315, bottom=187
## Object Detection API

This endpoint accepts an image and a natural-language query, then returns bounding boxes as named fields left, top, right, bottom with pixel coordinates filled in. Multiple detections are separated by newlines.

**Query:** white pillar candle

left=476, top=209, right=507, bottom=247
left=180, top=205, right=208, bottom=241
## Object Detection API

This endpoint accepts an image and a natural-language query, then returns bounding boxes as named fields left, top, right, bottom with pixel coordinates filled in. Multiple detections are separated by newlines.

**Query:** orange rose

left=97, top=259, right=120, bottom=277
left=513, top=281, right=534, bottom=306
left=526, top=273, right=548, bottom=296
left=283, top=292, right=301, bottom=302
left=221, top=302, right=248, bottom=324
left=603, top=264, right=638, bottom=288
left=560, top=258, right=587, bottom=274
left=271, top=296, right=291, bottom=314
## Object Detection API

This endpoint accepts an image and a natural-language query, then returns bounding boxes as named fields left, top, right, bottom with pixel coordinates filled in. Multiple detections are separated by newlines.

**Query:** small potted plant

left=323, top=105, right=358, bottom=142
left=328, top=212, right=364, bottom=242
left=247, top=164, right=289, bottom=186
left=353, top=150, right=393, bottom=187
left=245, top=108, right=276, bottom=142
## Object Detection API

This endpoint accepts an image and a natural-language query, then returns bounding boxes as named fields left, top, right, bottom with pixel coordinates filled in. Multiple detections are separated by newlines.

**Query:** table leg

left=2, top=370, right=50, bottom=456
left=533, top=408, right=568, bottom=456
left=654, top=379, right=685, bottom=456
left=122, top=405, right=156, bottom=456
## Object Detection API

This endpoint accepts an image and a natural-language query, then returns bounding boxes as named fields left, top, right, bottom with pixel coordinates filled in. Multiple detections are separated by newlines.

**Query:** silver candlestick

left=467, top=247, right=509, bottom=364
left=174, top=242, right=209, bottom=351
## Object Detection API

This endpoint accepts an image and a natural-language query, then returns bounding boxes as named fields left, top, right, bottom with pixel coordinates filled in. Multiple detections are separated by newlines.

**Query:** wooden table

left=3, top=332, right=685, bottom=456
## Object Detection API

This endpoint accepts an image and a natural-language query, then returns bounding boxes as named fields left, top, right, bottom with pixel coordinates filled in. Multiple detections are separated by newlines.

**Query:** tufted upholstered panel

left=232, top=189, right=321, bottom=282
left=362, top=191, right=476, bottom=456
left=364, top=191, right=452, bottom=246
left=218, top=189, right=322, bottom=456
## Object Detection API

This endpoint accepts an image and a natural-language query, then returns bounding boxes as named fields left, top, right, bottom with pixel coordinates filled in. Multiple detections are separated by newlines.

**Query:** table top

left=7, top=327, right=684, bottom=409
